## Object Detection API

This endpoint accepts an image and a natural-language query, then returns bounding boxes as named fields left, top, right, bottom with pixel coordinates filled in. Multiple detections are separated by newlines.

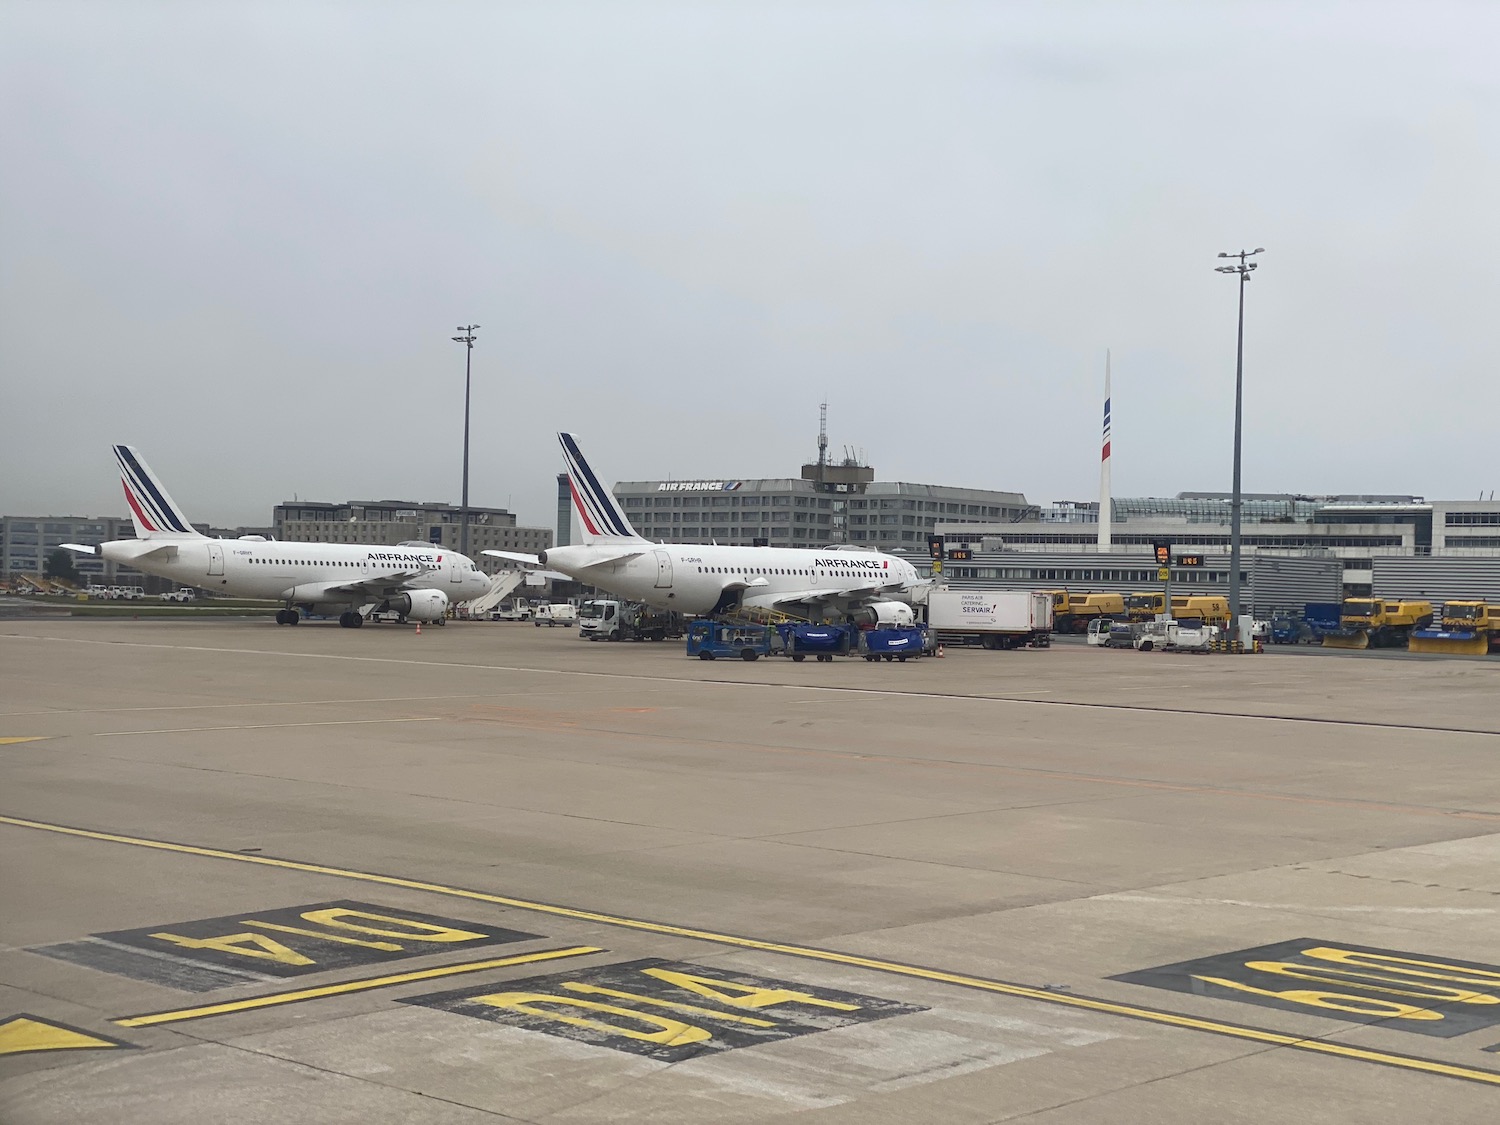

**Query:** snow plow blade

left=1409, top=629, right=1490, bottom=656
left=1320, top=630, right=1369, bottom=650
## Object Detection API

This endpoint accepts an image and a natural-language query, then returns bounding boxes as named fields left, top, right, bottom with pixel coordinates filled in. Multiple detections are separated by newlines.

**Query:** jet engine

left=848, top=601, right=914, bottom=627
left=383, top=589, right=450, bottom=623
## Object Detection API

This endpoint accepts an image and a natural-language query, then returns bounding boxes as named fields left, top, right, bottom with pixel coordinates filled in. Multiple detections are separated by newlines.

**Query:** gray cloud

left=3, top=2, right=1497, bottom=530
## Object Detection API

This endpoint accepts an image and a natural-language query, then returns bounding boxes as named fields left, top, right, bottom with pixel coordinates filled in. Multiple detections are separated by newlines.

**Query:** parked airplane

left=485, top=433, right=927, bottom=623
left=63, top=445, right=490, bottom=627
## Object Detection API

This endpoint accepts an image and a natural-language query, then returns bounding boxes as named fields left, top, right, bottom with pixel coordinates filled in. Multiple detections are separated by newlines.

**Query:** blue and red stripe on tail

left=113, top=445, right=201, bottom=539
left=558, top=433, right=642, bottom=543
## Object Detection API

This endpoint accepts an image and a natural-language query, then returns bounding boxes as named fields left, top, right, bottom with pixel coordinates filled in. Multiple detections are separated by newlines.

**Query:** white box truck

left=925, top=589, right=1053, bottom=649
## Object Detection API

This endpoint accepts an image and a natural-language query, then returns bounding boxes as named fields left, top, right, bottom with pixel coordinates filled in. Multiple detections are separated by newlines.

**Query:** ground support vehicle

left=776, top=622, right=856, bottom=662
left=579, top=599, right=686, bottom=641
left=686, top=620, right=771, bottom=661
left=1410, top=602, right=1500, bottom=656
left=491, top=602, right=534, bottom=621
left=1301, top=603, right=1343, bottom=643
left=926, top=589, right=1052, bottom=649
left=1134, top=620, right=1221, bottom=653
left=1086, top=619, right=1140, bottom=648
left=1270, top=615, right=1307, bottom=644
left=533, top=603, right=578, bottom=627
left=1322, top=598, right=1434, bottom=650
left=1169, top=595, right=1230, bottom=628
left=158, top=588, right=196, bottom=602
left=861, top=625, right=930, bottom=662
left=1046, top=591, right=1125, bottom=634
left=1125, top=592, right=1166, bottom=622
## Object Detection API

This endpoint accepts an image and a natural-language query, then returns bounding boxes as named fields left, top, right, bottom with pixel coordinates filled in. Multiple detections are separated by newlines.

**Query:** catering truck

left=924, top=588, right=1052, bottom=649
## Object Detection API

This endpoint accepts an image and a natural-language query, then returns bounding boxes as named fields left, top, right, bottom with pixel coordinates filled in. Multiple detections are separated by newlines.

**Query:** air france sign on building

left=656, top=481, right=744, bottom=492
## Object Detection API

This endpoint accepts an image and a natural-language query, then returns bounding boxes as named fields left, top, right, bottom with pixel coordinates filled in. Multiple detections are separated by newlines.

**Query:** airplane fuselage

left=100, top=539, right=489, bottom=606
left=543, top=542, right=924, bottom=616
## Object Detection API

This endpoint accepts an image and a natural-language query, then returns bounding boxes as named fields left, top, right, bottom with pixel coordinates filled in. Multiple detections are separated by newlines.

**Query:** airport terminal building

left=933, top=493, right=1500, bottom=602
left=273, top=500, right=552, bottom=573
left=607, top=459, right=1032, bottom=551
left=1, top=515, right=139, bottom=583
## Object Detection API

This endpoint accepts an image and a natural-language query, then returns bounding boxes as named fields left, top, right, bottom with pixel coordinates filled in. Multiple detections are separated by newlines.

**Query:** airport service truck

left=578, top=599, right=686, bottom=641
left=925, top=589, right=1052, bottom=649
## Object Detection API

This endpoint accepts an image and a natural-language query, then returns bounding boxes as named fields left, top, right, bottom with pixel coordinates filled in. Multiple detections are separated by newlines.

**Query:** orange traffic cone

left=416, top=621, right=422, bottom=635
left=936, top=643, right=945, bottom=658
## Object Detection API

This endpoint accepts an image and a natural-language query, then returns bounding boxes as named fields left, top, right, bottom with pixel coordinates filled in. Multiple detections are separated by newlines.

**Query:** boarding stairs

left=463, top=570, right=527, bottom=616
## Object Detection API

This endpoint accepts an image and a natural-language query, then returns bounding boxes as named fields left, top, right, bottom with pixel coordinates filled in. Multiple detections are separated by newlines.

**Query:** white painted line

left=1093, top=893, right=1494, bottom=915
left=1, top=688, right=658, bottom=718
left=93, top=718, right=444, bottom=737
left=0, top=694, right=482, bottom=717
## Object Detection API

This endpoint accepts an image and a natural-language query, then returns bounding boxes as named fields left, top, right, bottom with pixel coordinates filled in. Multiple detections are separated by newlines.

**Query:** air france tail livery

left=62, top=446, right=489, bottom=627
left=485, top=433, right=926, bottom=623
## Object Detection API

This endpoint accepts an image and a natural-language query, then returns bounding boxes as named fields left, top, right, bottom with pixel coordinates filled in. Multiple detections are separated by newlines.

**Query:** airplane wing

left=745, top=579, right=907, bottom=614
left=287, top=568, right=436, bottom=601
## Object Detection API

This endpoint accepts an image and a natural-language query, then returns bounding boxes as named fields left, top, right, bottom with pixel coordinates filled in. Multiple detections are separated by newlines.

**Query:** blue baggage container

left=863, top=625, right=929, bottom=661
left=776, top=623, right=856, bottom=662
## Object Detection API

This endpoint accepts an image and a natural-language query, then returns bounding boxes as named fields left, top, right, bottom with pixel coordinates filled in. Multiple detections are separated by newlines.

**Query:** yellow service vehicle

left=1409, top=601, right=1500, bottom=656
left=1169, top=595, right=1231, bottom=627
left=1323, top=598, right=1434, bottom=650
left=1046, top=591, right=1126, bottom=633
left=1125, top=592, right=1166, bottom=622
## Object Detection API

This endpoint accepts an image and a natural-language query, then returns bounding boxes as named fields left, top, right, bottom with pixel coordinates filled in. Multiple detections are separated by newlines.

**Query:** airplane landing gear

left=338, top=612, right=363, bottom=629
left=275, top=609, right=300, bottom=626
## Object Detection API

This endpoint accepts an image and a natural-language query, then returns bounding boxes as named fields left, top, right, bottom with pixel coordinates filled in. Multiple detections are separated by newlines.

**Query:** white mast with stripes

left=1098, top=351, right=1113, bottom=551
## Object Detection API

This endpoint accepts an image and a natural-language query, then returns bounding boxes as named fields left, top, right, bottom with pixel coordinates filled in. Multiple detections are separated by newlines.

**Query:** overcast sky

left=3, top=2, right=1497, bottom=530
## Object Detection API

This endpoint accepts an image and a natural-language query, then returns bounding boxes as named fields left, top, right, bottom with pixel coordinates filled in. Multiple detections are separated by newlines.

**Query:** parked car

left=159, top=588, right=197, bottom=602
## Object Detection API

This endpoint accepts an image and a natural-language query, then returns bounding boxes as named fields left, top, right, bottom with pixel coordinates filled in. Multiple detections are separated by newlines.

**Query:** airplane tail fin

left=558, top=433, right=643, bottom=544
left=113, top=445, right=203, bottom=539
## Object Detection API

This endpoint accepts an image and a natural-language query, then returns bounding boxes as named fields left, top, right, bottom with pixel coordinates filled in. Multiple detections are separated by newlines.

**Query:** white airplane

left=63, top=445, right=490, bottom=627
left=485, top=433, right=927, bottom=623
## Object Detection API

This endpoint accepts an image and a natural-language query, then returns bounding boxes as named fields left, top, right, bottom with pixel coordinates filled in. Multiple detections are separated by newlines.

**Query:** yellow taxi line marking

left=0, top=737, right=49, bottom=745
left=113, top=945, right=601, bottom=1027
left=93, top=718, right=442, bottom=736
left=0, top=1014, right=128, bottom=1057
left=4, top=814, right=1498, bottom=1087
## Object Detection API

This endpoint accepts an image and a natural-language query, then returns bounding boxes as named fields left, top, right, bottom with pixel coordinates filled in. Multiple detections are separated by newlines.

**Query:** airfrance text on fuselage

left=368, top=552, right=440, bottom=565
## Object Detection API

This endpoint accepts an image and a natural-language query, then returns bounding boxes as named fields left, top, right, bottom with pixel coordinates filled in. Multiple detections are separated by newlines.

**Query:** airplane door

left=654, top=550, right=672, bottom=589
left=207, top=542, right=224, bottom=576
left=449, top=559, right=462, bottom=585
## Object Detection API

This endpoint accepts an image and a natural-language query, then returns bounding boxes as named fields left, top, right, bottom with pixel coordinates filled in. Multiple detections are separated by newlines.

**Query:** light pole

left=1215, top=248, right=1263, bottom=645
left=452, top=325, right=480, bottom=558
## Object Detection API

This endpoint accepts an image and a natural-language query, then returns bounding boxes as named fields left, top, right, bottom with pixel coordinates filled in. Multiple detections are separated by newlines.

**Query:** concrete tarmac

left=3, top=617, right=1499, bottom=1123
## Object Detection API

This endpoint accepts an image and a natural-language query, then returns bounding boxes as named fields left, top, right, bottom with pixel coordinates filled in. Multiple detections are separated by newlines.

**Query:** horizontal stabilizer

left=59, top=543, right=98, bottom=555
left=483, top=550, right=543, bottom=567
left=93, top=540, right=182, bottom=563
